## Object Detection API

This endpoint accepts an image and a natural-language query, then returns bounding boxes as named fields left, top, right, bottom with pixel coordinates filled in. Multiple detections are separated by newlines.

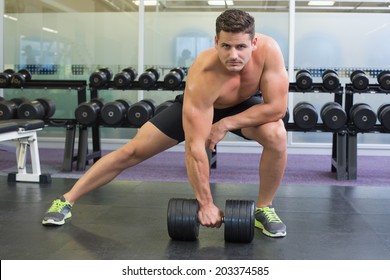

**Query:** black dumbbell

left=320, top=102, right=347, bottom=131
left=10, top=69, right=32, bottom=88
left=164, top=67, right=186, bottom=90
left=377, top=71, right=390, bottom=91
left=322, top=69, right=339, bottom=91
left=296, top=69, right=313, bottom=91
left=89, top=68, right=113, bottom=88
left=155, top=100, right=175, bottom=115
left=101, top=99, right=132, bottom=126
left=349, top=103, right=376, bottom=131
left=0, top=69, right=15, bottom=88
left=113, top=67, right=138, bottom=88
left=127, top=99, right=156, bottom=126
left=167, top=198, right=255, bottom=243
left=17, top=98, right=56, bottom=120
left=138, top=68, right=160, bottom=90
left=350, top=70, right=369, bottom=91
left=0, top=98, right=29, bottom=120
left=377, top=103, right=390, bottom=130
left=75, top=98, right=104, bottom=126
left=293, top=101, right=318, bottom=130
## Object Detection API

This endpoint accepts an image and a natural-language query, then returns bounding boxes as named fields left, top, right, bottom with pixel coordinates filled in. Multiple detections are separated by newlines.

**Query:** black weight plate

left=320, top=102, right=347, bottom=130
left=167, top=198, right=199, bottom=241
left=139, top=69, right=159, bottom=89
left=350, top=103, right=376, bottom=131
left=322, top=70, right=339, bottom=91
left=377, top=71, right=390, bottom=90
left=350, top=70, right=369, bottom=91
left=17, top=100, right=45, bottom=119
left=37, top=98, right=56, bottom=118
left=224, top=200, right=255, bottom=243
left=377, top=103, right=390, bottom=130
left=0, top=100, right=17, bottom=120
left=75, top=102, right=101, bottom=126
left=101, top=101, right=127, bottom=125
left=293, top=102, right=318, bottom=130
left=296, top=69, right=313, bottom=90
left=127, top=103, right=152, bottom=126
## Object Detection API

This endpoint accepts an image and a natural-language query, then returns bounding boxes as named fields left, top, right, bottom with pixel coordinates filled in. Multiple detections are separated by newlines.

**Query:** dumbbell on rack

left=295, top=69, right=313, bottom=91
left=113, top=67, right=138, bottom=89
left=320, top=102, right=347, bottom=131
left=0, top=98, right=29, bottom=120
left=349, top=103, right=376, bottom=131
left=167, top=198, right=255, bottom=243
left=10, top=69, right=32, bottom=88
left=377, top=103, right=390, bottom=131
left=293, top=101, right=318, bottom=130
left=89, top=68, right=113, bottom=88
left=377, top=71, right=390, bottom=91
left=350, top=70, right=369, bottom=91
left=164, top=67, right=186, bottom=90
left=17, top=98, right=56, bottom=120
left=322, top=70, right=340, bottom=91
left=138, top=68, right=160, bottom=90
left=0, top=69, right=15, bottom=88
left=101, top=99, right=132, bottom=126
left=127, top=99, right=156, bottom=126
left=75, top=98, right=104, bottom=126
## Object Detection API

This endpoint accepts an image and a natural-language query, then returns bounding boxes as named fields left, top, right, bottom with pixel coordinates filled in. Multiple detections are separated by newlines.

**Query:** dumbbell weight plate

left=293, top=102, right=318, bottom=130
left=377, top=103, right=390, bottom=130
left=18, top=100, right=45, bottom=119
left=296, top=69, right=313, bottom=91
left=320, top=102, right=347, bottom=131
left=36, top=98, right=56, bottom=118
left=113, top=67, right=138, bottom=88
left=377, top=71, right=390, bottom=91
left=322, top=69, right=339, bottom=91
left=139, top=68, right=160, bottom=89
left=167, top=198, right=199, bottom=241
left=0, top=69, right=15, bottom=88
left=0, top=97, right=27, bottom=120
left=101, top=99, right=131, bottom=125
left=89, top=68, right=112, bottom=88
left=164, top=68, right=185, bottom=90
left=75, top=99, right=104, bottom=126
left=127, top=99, right=156, bottom=126
left=350, top=70, right=369, bottom=91
left=10, top=69, right=32, bottom=88
left=349, top=103, right=376, bottom=131
left=224, top=200, right=255, bottom=243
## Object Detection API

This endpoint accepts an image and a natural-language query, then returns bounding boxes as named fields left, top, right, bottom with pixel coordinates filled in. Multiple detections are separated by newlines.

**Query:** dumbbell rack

left=287, top=82, right=349, bottom=180
left=343, top=84, right=390, bottom=179
left=1, top=79, right=88, bottom=172
left=77, top=81, right=220, bottom=172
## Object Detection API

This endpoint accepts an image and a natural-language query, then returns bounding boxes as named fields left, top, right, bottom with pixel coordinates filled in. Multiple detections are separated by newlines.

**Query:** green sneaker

left=255, top=206, right=286, bottom=238
left=42, top=196, right=72, bottom=226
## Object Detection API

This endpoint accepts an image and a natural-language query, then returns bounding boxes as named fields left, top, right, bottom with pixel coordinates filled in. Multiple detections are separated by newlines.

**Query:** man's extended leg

left=42, top=122, right=178, bottom=225
left=242, top=120, right=287, bottom=237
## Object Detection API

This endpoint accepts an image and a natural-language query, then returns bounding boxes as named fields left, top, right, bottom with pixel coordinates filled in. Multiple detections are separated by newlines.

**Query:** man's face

left=215, top=31, right=257, bottom=72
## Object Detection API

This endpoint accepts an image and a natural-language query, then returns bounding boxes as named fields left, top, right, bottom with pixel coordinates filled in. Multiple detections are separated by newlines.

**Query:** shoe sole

left=42, top=212, right=72, bottom=226
left=255, top=219, right=286, bottom=238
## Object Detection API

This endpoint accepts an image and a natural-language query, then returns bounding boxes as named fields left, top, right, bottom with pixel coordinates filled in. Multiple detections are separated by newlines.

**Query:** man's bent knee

left=243, top=121, right=287, bottom=151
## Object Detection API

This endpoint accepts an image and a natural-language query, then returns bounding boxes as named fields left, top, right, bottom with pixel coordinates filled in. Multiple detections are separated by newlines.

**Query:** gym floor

left=1, top=176, right=390, bottom=260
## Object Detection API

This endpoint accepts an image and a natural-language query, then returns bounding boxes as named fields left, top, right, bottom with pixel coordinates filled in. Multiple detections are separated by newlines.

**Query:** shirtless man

left=42, top=9, right=289, bottom=238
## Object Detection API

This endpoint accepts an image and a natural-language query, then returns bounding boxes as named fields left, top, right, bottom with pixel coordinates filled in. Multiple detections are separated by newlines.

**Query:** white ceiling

left=5, top=0, right=390, bottom=13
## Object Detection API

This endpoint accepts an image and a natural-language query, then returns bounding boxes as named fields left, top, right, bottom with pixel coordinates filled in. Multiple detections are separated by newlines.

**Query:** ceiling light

left=133, top=0, right=159, bottom=6
left=42, top=27, right=58, bottom=34
left=3, top=14, right=18, bottom=21
left=208, top=1, right=234, bottom=6
left=308, top=1, right=335, bottom=6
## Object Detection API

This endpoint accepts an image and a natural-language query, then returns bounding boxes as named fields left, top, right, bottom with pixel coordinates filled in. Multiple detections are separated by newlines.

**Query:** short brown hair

left=216, top=9, right=255, bottom=39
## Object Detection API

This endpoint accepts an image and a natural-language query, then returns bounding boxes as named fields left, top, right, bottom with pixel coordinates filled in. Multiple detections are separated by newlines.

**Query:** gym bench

left=0, top=119, right=51, bottom=183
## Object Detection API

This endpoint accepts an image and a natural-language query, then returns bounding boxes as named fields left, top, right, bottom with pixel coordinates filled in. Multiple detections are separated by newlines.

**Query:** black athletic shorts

left=149, top=93, right=263, bottom=143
